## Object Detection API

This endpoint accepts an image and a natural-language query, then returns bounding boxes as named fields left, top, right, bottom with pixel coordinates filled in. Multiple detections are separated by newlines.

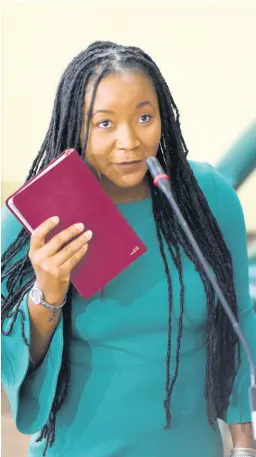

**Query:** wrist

left=29, top=283, right=66, bottom=322
left=28, top=295, right=62, bottom=323
left=34, top=281, right=67, bottom=306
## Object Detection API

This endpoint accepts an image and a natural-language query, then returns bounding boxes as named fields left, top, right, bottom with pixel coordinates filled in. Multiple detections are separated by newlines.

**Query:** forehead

left=85, top=70, right=158, bottom=109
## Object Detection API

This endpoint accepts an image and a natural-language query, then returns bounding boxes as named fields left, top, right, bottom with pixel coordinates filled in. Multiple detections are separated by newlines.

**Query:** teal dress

left=2, top=162, right=256, bottom=457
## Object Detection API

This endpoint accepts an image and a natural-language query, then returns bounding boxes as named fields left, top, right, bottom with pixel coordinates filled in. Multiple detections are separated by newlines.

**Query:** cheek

left=84, top=131, right=112, bottom=171
left=144, top=118, right=161, bottom=142
left=143, top=122, right=161, bottom=155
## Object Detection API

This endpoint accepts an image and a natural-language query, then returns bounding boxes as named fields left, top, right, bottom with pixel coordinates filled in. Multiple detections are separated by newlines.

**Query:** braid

left=2, top=41, right=240, bottom=453
left=151, top=188, right=173, bottom=427
left=36, top=286, right=73, bottom=456
left=1, top=229, right=29, bottom=266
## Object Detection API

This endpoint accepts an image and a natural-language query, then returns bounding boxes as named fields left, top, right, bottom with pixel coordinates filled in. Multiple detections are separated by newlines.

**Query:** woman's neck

left=101, top=177, right=150, bottom=204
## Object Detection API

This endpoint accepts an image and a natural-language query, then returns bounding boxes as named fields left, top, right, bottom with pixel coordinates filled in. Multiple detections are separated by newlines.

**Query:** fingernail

left=52, top=216, right=59, bottom=224
left=75, top=223, right=84, bottom=231
left=84, top=230, right=93, bottom=240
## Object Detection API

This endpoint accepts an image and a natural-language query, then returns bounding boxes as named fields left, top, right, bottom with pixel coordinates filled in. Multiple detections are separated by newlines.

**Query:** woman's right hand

left=28, top=216, right=92, bottom=306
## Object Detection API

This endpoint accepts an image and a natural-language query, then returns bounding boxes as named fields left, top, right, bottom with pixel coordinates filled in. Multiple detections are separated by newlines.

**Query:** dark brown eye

left=97, top=120, right=113, bottom=129
left=138, top=114, right=152, bottom=123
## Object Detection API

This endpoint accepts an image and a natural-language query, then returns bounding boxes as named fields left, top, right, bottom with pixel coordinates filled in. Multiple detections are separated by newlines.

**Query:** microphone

left=146, top=156, right=256, bottom=439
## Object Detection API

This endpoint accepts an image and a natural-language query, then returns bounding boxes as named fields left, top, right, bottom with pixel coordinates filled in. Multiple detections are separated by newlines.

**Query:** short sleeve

left=209, top=166, right=256, bottom=423
left=1, top=205, right=64, bottom=434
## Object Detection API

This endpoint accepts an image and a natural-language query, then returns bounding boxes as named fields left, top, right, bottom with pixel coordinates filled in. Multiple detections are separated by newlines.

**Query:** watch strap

left=30, top=283, right=67, bottom=322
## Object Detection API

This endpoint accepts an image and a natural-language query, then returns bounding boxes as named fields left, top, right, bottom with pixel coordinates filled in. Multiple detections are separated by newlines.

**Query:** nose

left=115, top=124, right=140, bottom=151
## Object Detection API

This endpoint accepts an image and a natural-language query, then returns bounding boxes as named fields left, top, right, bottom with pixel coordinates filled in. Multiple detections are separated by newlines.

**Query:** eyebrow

left=92, top=100, right=154, bottom=117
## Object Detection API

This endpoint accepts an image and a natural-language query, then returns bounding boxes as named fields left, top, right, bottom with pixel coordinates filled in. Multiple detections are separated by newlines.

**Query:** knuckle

left=52, top=267, right=61, bottom=279
left=56, top=231, right=70, bottom=246
left=70, top=257, right=78, bottom=270
left=73, top=251, right=80, bottom=262
left=68, top=227, right=78, bottom=239
left=71, top=237, right=82, bottom=250
left=68, top=255, right=77, bottom=269
left=63, top=242, right=73, bottom=256
left=44, top=264, right=61, bottom=280
left=74, top=248, right=86, bottom=263
left=32, top=252, right=41, bottom=267
left=58, top=225, right=80, bottom=245
left=58, top=266, right=69, bottom=282
left=40, top=260, right=51, bottom=273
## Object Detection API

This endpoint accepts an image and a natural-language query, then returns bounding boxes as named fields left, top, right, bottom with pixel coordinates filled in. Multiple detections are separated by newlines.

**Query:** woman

left=2, top=41, right=256, bottom=457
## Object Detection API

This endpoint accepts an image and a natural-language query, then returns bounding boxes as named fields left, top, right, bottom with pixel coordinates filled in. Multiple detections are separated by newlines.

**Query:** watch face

left=31, top=288, right=42, bottom=305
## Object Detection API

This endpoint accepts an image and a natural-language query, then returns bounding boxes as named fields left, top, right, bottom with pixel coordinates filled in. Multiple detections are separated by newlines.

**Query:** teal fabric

left=2, top=161, right=256, bottom=457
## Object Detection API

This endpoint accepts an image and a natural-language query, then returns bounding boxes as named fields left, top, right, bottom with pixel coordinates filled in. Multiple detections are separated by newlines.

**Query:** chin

left=110, top=166, right=148, bottom=187
left=116, top=181, right=142, bottom=189
left=115, top=174, right=147, bottom=188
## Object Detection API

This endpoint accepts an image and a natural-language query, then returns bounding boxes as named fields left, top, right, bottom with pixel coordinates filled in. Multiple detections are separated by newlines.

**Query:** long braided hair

left=1, top=41, right=240, bottom=455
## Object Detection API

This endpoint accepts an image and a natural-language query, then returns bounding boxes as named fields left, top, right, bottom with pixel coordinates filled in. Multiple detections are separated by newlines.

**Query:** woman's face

left=81, top=70, right=162, bottom=189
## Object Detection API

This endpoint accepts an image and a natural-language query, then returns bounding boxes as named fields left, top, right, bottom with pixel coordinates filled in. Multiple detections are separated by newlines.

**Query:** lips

left=115, top=160, right=143, bottom=165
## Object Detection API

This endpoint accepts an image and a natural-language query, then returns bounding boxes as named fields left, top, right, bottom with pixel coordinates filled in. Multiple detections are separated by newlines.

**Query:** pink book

left=6, top=148, right=147, bottom=297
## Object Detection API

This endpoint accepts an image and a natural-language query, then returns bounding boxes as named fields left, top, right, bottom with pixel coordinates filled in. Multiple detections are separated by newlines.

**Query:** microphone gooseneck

left=146, top=156, right=256, bottom=439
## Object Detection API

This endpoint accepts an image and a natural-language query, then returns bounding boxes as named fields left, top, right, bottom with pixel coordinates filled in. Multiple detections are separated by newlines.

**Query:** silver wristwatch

left=30, top=283, right=66, bottom=322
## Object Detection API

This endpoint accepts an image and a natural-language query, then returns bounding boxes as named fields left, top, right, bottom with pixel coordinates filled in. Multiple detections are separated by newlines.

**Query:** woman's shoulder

left=188, top=159, right=226, bottom=186
left=188, top=159, right=236, bottom=199
left=188, top=159, right=243, bottom=223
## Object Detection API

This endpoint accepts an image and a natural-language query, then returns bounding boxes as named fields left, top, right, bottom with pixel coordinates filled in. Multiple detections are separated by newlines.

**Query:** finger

left=54, top=230, right=93, bottom=266
left=30, top=216, right=60, bottom=251
left=62, top=243, right=89, bottom=273
left=39, top=222, right=86, bottom=258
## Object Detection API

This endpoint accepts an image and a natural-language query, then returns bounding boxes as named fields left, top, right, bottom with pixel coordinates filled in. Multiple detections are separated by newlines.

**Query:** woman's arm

left=28, top=295, right=62, bottom=367
left=229, top=423, right=256, bottom=449
left=1, top=206, right=64, bottom=434
left=208, top=165, right=256, bottom=452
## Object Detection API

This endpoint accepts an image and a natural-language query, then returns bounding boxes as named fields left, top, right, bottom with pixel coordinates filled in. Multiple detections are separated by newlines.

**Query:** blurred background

left=1, top=1, right=256, bottom=456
